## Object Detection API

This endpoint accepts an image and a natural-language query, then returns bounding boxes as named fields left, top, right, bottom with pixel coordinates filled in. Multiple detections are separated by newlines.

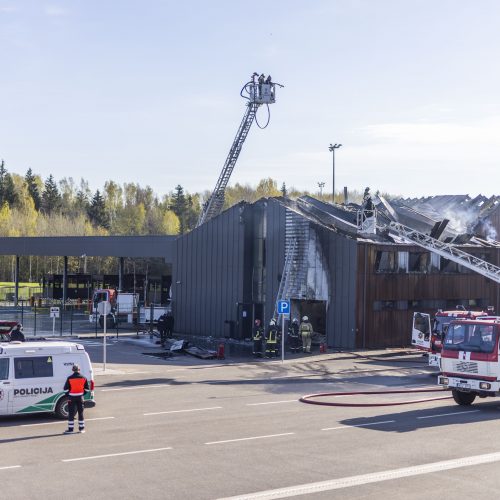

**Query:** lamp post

left=317, top=182, right=325, bottom=197
left=328, top=143, right=342, bottom=203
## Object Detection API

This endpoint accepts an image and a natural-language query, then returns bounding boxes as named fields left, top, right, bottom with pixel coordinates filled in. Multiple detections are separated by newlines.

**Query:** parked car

left=0, top=321, right=19, bottom=342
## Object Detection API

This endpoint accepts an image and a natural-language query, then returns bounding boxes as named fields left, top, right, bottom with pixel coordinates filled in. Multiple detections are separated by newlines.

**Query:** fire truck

left=439, top=316, right=500, bottom=405
left=89, top=288, right=139, bottom=328
left=412, top=308, right=489, bottom=367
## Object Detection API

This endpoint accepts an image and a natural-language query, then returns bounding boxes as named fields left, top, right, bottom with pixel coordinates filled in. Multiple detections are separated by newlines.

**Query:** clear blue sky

left=1, top=0, right=499, bottom=198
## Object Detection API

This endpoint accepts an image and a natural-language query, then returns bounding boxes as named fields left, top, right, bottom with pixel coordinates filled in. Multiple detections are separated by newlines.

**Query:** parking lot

left=1, top=338, right=500, bottom=499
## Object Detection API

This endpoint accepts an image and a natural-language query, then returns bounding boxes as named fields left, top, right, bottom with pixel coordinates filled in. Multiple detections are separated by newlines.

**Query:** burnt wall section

left=263, top=199, right=287, bottom=326
left=172, top=203, right=246, bottom=338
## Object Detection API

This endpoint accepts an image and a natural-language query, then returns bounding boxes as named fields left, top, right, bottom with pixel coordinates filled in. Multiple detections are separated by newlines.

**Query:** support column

left=62, top=256, right=68, bottom=307
left=118, top=257, right=124, bottom=291
left=14, top=255, right=20, bottom=306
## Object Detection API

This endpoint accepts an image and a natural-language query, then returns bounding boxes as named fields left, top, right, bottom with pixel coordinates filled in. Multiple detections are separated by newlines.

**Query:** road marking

left=144, top=406, right=222, bottom=416
left=0, top=466, right=21, bottom=471
left=21, top=416, right=115, bottom=427
left=217, top=450, right=500, bottom=499
left=417, top=410, right=479, bottom=419
left=62, top=447, right=173, bottom=462
left=206, top=433, right=294, bottom=445
left=322, top=420, right=395, bottom=431
left=247, top=400, right=297, bottom=406
left=100, top=384, right=172, bottom=392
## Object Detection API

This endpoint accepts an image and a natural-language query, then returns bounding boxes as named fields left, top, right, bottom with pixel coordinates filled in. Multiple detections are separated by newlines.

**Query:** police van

left=0, top=341, right=95, bottom=418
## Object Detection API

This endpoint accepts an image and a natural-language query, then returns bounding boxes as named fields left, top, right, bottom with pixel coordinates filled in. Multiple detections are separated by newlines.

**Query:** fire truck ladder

left=388, top=221, right=500, bottom=284
left=197, top=75, right=282, bottom=227
left=273, top=238, right=298, bottom=325
left=197, top=102, right=259, bottom=226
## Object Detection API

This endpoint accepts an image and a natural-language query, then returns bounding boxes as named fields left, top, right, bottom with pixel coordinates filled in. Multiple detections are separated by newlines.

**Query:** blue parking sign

left=277, top=300, right=290, bottom=315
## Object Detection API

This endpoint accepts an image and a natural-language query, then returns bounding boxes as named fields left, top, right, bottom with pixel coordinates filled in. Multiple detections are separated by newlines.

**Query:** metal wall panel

left=172, top=204, right=246, bottom=337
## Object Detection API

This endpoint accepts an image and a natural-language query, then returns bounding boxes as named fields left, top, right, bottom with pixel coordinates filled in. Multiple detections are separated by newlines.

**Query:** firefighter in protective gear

left=288, top=318, right=300, bottom=353
left=63, top=364, right=90, bottom=433
left=266, top=319, right=279, bottom=358
left=252, top=319, right=264, bottom=357
left=300, top=316, right=313, bottom=353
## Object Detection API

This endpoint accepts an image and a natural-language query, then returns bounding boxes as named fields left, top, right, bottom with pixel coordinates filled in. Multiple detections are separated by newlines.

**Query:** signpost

left=277, top=300, right=290, bottom=362
left=103, top=302, right=107, bottom=372
left=50, top=307, right=60, bottom=337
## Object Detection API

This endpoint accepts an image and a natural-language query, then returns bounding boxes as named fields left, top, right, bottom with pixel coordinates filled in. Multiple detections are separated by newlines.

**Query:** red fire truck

left=412, top=308, right=489, bottom=367
left=439, top=317, right=500, bottom=405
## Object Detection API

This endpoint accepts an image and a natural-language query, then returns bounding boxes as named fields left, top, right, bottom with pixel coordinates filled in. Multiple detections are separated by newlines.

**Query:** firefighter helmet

left=302, top=316, right=308, bottom=321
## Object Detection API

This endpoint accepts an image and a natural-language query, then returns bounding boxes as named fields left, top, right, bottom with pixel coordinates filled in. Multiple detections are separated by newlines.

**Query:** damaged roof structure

left=172, top=192, right=500, bottom=349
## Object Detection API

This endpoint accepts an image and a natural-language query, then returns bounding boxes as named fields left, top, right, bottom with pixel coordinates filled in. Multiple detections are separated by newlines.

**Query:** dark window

left=409, top=252, right=431, bottom=273
left=14, top=357, right=54, bottom=379
left=0, top=358, right=8, bottom=380
left=373, top=300, right=396, bottom=311
left=375, top=251, right=397, bottom=272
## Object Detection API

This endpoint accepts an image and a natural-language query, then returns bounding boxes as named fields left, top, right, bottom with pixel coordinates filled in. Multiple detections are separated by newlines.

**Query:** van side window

left=0, top=358, right=8, bottom=380
left=14, top=357, right=53, bottom=379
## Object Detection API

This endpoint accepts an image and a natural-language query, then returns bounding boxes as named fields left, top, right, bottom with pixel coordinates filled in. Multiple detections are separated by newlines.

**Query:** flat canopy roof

left=0, top=236, right=176, bottom=260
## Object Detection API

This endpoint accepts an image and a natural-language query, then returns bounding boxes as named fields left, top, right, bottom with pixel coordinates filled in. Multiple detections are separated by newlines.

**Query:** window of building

left=14, top=357, right=54, bottom=379
left=409, top=252, right=431, bottom=273
left=375, top=251, right=397, bottom=272
left=0, top=358, right=8, bottom=380
left=373, top=300, right=397, bottom=311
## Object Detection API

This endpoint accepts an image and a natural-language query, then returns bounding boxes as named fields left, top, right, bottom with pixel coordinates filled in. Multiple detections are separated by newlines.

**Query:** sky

left=1, top=0, right=499, bottom=198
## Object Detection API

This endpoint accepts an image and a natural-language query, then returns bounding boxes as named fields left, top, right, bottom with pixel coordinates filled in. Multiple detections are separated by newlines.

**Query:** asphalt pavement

left=1, top=337, right=500, bottom=499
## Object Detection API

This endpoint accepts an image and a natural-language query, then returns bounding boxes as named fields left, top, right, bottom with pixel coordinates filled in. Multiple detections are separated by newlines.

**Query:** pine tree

left=170, top=185, right=188, bottom=233
left=87, top=190, right=110, bottom=229
left=41, top=174, right=62, bottom=215
left=280, top=182, right=287, bottom=197
left=25, top=168, right=41, bottom=210
left=0, top=160, right=18, bottom=208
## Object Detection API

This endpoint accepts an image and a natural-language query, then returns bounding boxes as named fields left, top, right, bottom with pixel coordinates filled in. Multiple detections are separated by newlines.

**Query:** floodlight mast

left=197, top=74, right=282, bottom=227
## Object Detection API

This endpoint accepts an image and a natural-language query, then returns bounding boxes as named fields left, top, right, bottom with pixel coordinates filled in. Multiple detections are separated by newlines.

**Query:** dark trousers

left=159, top=328, right=167, bottom=345
left=68, top=396, right=85, bottom=431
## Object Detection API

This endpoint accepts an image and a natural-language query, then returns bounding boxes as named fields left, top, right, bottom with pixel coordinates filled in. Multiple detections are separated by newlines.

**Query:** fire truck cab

left=439, top=317, right=500, bottom=405
left=412, top=309, right=488, bottom=367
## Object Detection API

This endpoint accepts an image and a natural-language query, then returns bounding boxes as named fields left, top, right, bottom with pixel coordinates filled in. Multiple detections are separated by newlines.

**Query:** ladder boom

left=388, top=221, right=500, bottom=284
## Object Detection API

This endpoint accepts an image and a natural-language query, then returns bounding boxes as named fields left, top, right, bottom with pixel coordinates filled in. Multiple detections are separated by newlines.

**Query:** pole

left=103, top=302, right=107, bottom=372
left=281, top=315, right=285, bottom=363
left=52, top=316, right=55, bottom=337
left=332, top=150, right=335, bottom=203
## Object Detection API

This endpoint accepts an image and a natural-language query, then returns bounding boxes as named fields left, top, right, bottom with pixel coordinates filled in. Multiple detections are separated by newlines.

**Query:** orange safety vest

left=67, top=376, right=87, bottom=396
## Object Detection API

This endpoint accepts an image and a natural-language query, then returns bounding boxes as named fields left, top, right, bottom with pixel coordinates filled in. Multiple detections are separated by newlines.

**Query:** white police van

left=0, top=341, right=95, bottom=418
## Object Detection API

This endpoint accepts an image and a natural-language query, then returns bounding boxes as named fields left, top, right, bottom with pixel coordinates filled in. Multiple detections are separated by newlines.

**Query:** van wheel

left=55, top=396, right=69, bottom=419
left=452, top=389, right=476, bottom=406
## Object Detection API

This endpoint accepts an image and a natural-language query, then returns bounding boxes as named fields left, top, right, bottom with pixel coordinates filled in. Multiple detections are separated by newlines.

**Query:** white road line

left=100, top=384, right=171, bottom=392
left=322, top=420, right=395, bottom=431
left=206, top=433, right=294, bottom=445
left=246, top=400, right=297, bottom=406
left=217, top=450, right=500, bottom=499
left=144, top=406, right=222, bottom=416
left=62, top=447, right=173, bottom=462
left=417, top=410, right=479, bottom=419
left=0, top=466, right=21, bottom=471
left=21, top=416, right=115, bottom=427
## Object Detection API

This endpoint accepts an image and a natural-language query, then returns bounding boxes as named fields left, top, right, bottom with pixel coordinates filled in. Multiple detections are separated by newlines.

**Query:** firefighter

left=266, top=319, right=278, bottom=358
left=165, top=311, right=174, bottom=339
left=63, top=364, right=90, bottom=434
left=157, top=313, right=167, bottom=347
left=252, top=319, right=264, bottom=357
left=300, top=316, right=313, bottom=354
left=288, top=318, right=300, bottom=353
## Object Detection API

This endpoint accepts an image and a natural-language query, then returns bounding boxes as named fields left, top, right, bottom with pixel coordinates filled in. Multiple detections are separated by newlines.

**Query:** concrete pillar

left=62, top=256, right=68, bottom=307
left=118, top=257, right=124, bottom=291
left=14, top=255, right=20, bottom=306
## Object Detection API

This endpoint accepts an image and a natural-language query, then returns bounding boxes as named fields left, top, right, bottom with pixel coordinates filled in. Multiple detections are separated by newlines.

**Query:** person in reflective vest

left=300, top=316, right=313, bottom=354
left=63, top=364, right=90, bottom=434
left=253, top=319, right=264, bottom=357
left=266, top=319, right=279, bottom=358
left=288, top=318, right=300, bottom=353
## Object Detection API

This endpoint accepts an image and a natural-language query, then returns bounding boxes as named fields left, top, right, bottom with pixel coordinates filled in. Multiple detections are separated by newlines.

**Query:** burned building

left=172, top=195, right=500, bottom=348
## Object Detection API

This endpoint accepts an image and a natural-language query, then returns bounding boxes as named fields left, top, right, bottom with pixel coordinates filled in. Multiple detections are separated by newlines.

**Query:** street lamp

left=328, top=143, right=342, bottom=203
left=317, top=181, right=325, bottom=197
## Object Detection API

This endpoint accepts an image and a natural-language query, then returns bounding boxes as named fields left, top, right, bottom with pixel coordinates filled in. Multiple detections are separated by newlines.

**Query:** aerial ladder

left=272, top=238, right=298, bottom=325
left=388, top=221, right=500, bottom=284
left=196, top=74, right=283, bottom=226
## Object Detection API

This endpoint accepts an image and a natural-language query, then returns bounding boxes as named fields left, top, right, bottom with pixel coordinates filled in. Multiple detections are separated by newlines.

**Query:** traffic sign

left=277, top=300, right=290, bottom=315
left=50, top=307, right=60, bottom=318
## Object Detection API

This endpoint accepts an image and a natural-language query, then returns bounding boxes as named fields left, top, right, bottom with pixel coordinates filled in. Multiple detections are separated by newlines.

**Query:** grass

left=0, top=282, right=42, bottom=300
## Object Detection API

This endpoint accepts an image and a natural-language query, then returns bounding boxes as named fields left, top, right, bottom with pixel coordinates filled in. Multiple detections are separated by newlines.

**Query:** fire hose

left=300, top=388, right=452, bottom=407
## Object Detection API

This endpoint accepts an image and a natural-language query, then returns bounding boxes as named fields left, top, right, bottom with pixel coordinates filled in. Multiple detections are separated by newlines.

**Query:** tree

left=0, top=161, right=18, bottom=208
left=24, top=169, right=41, bottom=210
left=41, top=175, right=62, bottom=215
left=87, top=190, right=110, bottom=229
left=280, top=182, right=287, bottom=197
left=170, top=185, right=188, bottom=233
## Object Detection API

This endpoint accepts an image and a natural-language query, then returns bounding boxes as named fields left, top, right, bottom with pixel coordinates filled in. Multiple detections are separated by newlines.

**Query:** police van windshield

left=444, top=323, right=498, bottom=353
